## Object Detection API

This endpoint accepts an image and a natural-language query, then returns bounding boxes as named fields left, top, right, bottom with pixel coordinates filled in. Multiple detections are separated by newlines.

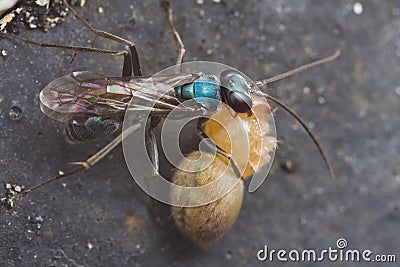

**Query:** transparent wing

left=39, top=71, right=201, bottom=122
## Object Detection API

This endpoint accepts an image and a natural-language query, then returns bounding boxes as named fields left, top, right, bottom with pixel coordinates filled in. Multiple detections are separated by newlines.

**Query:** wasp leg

left=0, top=1, right=142, bottom=76
left=145, top=117, right=162, bottom=176
left=19, top=124, right=141, bottom=199
left=161, top=0, right=185, bottom=73
left=0, top=33, right=127, bottom=59
left=196, top=120, right=243, bottom=178
left=61, top=0, right=142, bottom=76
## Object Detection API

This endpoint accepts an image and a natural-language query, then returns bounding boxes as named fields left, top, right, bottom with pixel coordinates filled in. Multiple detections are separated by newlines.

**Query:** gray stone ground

left=0, top=0, right=399, bottom=266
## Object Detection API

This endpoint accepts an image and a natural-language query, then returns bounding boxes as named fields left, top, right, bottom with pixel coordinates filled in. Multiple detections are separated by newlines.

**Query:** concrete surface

left=0, top=0, right=399, bottom=266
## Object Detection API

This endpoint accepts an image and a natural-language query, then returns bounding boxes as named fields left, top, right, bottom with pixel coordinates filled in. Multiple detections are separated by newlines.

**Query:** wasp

left=0, top=0, right=339, bottom=205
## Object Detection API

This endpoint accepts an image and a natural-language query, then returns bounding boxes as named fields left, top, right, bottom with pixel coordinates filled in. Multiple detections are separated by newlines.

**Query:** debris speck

left=198, top=9, right=205, bottom=18
left=195, top=0, right=204, bottom=5
left=35, top=0, right=50, bottom=9
left=8, top=106, right=22, bottom=120
left=303, top=86, right=311, bottom=94
left=317, top=96, right=326, bottom=105
left=0, top=10, right=16, bottom=31
left=280, top=160, right=296, bottom=173
left=395, top=86, right=400, bottom=96
left=212, top=0, right=221, bottom=3
left=2, top=183, right=25, bottom=209
left=1, top=50, right=7, bottom=57
left=316, top=86, right=325, bottom=94
left=226, top=251, right=232, bottom=260
left=98, top=6, right=104, bottom=14
left=87, top=242, right=93, bottom=250
left=307, top=121, right=315, bottom=129
left=353, top=2, right=363, bottom=15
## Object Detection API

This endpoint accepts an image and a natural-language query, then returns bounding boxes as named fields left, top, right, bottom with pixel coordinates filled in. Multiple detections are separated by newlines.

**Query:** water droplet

left=8, top=106, right=22, bottom=121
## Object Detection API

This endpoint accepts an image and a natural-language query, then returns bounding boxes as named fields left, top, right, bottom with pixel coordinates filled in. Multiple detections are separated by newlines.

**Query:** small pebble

left=353, top=2, right=363, bottom=15
left=268, top=46, right=275, bottom=53
left=98, top=6, right=104, bottom=14
left=317, top=96, right=326, bottom=105
left=8, top=106, right=22, bottom=120
left=14, top=185, right=21, bottom=192
left=35, top=0, right=49, bottom=7
left=226, top=251, right=232, bottom=260
left=1, top=50, right=7, bottom=57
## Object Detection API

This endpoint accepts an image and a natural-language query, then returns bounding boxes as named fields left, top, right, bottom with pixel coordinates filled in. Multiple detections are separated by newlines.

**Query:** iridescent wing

left=39, top=71, right=202, bottom=122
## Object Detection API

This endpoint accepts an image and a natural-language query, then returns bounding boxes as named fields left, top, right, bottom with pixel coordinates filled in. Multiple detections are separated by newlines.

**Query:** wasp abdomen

left=64, top=116, right=122, bottom=143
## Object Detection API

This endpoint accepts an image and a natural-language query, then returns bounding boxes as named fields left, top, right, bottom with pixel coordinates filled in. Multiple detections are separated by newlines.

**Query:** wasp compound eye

left=227, top=90, right=252, bottom=113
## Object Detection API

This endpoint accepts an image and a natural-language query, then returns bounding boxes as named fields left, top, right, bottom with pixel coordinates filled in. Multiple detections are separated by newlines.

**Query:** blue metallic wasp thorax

left=175, top=76, right=221, bottom=111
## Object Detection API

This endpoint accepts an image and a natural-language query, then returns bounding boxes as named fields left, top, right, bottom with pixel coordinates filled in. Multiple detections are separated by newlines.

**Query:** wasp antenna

left=255, top=50, right=341, bottom=88
left=252, top=91, right=335, bottom=179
